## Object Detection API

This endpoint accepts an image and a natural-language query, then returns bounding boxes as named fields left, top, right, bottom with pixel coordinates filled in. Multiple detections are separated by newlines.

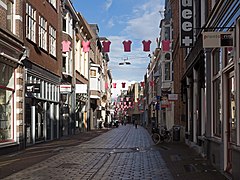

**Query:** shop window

left=0, top=88, right=13, bottom=142
left=0, top=63, right=14, bottom=142
left=213, top=78, right=222, bottom=137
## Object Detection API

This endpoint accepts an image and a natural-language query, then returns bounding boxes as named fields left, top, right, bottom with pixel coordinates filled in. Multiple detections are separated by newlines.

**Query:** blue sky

left=72, top=0, right=165, bottom=97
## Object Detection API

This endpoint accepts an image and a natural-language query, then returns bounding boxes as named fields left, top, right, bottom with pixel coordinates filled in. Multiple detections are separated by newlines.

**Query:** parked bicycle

left=151, top=126, right=172, bottom=144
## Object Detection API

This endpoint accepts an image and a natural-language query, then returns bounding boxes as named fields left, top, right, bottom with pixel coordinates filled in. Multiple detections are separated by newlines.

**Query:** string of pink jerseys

left=61, top=39, right=171, bottom=53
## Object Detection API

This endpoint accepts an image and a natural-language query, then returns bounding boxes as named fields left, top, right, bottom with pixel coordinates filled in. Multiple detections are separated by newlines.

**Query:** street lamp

left=119, top=57, right=131, bottom=65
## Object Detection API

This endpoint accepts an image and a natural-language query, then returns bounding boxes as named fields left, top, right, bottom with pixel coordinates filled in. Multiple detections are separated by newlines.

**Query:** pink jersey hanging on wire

left=122, top=82, right=126, bottom=88
left=142, top=40, right=151, bottom=52
left=62, top=40, right=71, bottom=52
left=122, top=40, right=132, bottom=52
left=162, top=40, right=170, bottom=52
left=82, top=40, right=90, bottom=52
left=102, top=40, right=111, bottom=52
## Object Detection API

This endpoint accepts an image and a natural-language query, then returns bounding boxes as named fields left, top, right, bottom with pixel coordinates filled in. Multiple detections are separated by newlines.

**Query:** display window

left=0, top=63, right=14, bottom=142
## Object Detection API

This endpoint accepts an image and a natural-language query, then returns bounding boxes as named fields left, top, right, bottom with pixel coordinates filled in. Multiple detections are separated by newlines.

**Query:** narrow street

left=1, top=125, right=228, bottom=180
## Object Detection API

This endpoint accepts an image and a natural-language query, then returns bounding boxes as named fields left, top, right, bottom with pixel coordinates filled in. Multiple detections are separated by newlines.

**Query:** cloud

left=104, top=0, right=112, bottom=11
left=107, top=17, right=115, bottom=28
left=123, top=0, right=164, bottom=40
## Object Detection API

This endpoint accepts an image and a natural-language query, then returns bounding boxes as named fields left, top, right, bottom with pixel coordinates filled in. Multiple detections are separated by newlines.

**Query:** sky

left=72, top=0, right=165, bottom=97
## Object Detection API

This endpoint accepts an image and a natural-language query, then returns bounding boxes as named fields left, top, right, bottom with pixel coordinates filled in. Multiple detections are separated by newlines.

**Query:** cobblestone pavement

left=2, top=125, right=174, bottom=180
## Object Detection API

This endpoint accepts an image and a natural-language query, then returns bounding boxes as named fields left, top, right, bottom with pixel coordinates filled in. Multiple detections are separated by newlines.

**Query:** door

left=226, top=71, right=236, bottom=174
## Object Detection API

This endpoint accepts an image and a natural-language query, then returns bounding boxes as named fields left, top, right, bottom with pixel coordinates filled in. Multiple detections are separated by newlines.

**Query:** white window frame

left=49, top=25, right=56, bottom=57
left=62, top=12, right=73, bottom=37
left=6, top=0, right=14, bottom=33
left=164, top=61, right=172, bottom=81
left=39, top=16, right=47, bottom=50
left=48, top=0, right=56, bottom=9
left=62, top=51, right=72, bottom=76
left=26, top=3, right=36, bottom=42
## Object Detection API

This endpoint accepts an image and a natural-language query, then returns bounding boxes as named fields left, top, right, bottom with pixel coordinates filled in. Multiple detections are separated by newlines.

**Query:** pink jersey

left=162, top=40, right=170, bottom=52
left=112, top=83, right=116, bottom=88
left=82, top=41, right=90, bottom=52
left=102, top=40, right=111, bottom=52
left=142, top=40, right=151, bottom=52
left=62, top=40, right=71, bottom=52
left=122, top=40, right=132, bottom=52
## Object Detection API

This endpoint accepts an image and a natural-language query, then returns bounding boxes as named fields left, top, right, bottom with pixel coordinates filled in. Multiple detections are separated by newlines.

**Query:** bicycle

left=151, top=126, right=172, bottom=144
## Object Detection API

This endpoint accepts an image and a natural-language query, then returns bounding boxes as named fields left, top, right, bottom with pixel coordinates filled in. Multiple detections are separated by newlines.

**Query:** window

left=225, top=47, right=234, bottom=65
left=6, top=0, right=13, bottom=32
left=26, top=3, right=36, bottom=42
left=213, top=48, right=222, bottom=75
left=164, top=62, right=171, bottom=81
left=90, top=70, right=97, bottom=77
left=39, top=16, right=47, bottom=50
left=62, top=51, right=72, bottom=75
left=164, top=26, right=170, bottom=40
left=49, top=25, right=56, bottom=57
left=62, top=18, right=66, bottom=32
left=48, top=0, right=56, bottom=9
left=212, top=48, right=222, bottom=138
left=165, top=53, right=170, bottom=60
left=213, top=78, right=222, bottom=137
left=62, top=12, right=73, bottom=37
left=0, top=63, right=14, bottom=142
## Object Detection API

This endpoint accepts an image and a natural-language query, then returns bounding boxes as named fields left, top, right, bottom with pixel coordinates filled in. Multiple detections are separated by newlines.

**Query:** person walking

left=135, top=120, right=138, bottom=129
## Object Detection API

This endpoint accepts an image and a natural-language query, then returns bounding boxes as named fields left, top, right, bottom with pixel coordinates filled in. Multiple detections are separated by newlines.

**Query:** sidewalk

left=156, top=141, right=229, bottom=180
left=0, top=129, right=109, bottom=179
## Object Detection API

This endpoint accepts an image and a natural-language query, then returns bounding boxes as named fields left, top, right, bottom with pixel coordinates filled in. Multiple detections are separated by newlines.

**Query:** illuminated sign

left=179, top=0, right=194, bottom=47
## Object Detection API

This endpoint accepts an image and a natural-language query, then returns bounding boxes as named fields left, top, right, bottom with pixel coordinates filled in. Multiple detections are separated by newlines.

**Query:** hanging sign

left=168, top=94, right=178, bottom=101
left=202, top=31, right=233, bottom=48
left=26, top=84, right=40, bottom=93
left=60, top=84, right=72, bottom=93
left=179, top=0, right=194, bottom=47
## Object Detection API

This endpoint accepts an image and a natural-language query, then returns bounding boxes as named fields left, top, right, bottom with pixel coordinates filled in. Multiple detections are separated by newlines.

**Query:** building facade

left=0, top=0, right=25, bottom=154
left=175, top=0, right=240, bottom=178
left=23, top=0, right=62, bottom=145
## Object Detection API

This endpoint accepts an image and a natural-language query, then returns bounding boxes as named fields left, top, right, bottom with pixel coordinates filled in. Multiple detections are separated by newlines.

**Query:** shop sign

left=179, top=0, right=194, bottom=47
left=168, top=94, right=178, bottom=101
left=26, top=83, right=40, bottom=93
left=75, top=84, right=87, bottom=93
left=60, top=84, right=71, bottom=93
left=202, top=31, right=233, bottom=48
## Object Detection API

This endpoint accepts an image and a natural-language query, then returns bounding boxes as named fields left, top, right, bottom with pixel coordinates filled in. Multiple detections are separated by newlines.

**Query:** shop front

left=24, top=66, right=60, bottom=146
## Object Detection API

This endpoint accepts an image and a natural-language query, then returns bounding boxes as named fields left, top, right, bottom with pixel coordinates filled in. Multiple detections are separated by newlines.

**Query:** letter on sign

left=179, top=0, right=194, bottom=47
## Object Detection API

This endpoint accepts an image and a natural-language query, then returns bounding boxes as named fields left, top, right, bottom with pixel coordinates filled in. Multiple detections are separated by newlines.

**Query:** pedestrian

left=135, top=120, right=138, bottom=129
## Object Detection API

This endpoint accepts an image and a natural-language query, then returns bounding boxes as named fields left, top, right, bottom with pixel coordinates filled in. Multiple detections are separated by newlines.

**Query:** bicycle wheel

left=165, top=133, right=172, bottom=143
left=151, top=133, right=161, bottom=144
